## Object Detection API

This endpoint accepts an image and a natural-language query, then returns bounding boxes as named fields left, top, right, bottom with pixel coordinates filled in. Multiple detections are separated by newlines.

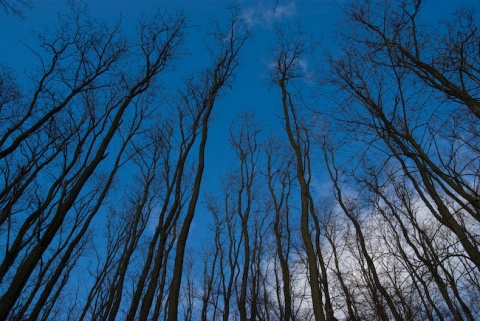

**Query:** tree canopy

left=0, top=1, right=479, bottom=320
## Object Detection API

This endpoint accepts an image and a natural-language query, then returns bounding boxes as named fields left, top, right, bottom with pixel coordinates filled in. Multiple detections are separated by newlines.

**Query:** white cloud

left=241, top=1, right=297, bottom=28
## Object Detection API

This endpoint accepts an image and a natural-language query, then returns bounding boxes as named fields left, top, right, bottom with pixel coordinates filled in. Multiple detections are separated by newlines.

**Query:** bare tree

left=264, top=135, right=297, bottom=321
left=166, top=11, right=249, bottom=321
left=3, top=1, right=479, bottom=320
left=205, top=189, right=243, bottom=321
left=271, top=25, right=336, bottom=321
left=331, top=0, right=479, bottom=268
left=0, top=5, right=186, bottom=320
left=320, top=0, right=480, bottom=319
left=227, top=112, right=263, bottom=321
left=198, top=227, right=222, bottom=321
left=0, top=0, right=31, bottom=17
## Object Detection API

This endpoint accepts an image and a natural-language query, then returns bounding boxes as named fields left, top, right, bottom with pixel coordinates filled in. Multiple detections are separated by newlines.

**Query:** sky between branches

left=0, top=0, right=476, bottom=240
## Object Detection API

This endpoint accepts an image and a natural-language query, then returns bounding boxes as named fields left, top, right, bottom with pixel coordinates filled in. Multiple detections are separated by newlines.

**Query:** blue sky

left=1, top=0, right=477, bottom=241
left=0, top=0, right=334, bottom=247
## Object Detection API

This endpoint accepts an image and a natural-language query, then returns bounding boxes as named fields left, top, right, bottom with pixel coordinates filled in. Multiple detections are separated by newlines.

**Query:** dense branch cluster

left=0, top=0, right=478, bottom=320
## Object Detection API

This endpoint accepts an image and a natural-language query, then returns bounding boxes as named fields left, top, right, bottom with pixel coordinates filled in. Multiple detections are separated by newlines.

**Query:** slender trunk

left=280, top=80, right=325, bottom=321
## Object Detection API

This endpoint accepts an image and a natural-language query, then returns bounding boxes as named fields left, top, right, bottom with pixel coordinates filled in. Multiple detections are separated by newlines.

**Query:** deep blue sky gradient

left=1, top=0, right=476, bottom=243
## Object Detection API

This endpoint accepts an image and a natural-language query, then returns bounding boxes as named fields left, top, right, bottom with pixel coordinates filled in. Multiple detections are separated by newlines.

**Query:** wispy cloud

left=241, top=1, right=297, bottom=28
